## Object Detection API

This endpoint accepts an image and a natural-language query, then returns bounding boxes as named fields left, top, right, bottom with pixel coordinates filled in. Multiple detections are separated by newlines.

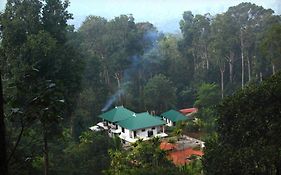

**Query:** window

left=141, top=129, right=145, bottom=132
left=152, top=127, right=155, bottom=130
left=122, top=127, right=125, bottom=133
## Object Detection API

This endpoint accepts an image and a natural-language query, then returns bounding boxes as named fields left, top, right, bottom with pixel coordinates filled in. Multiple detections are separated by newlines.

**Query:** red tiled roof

left=179, top=108, right=198, bottom=115
left=168, top=148, right=203, bottom=166
left=160, top=142, right=176, bottom=151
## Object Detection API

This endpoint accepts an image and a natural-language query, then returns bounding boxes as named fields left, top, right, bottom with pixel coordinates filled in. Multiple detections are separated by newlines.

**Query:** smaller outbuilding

left=161, top=109, right=190, bottom=127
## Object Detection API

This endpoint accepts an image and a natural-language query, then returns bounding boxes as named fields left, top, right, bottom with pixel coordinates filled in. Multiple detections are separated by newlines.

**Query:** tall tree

left=0, top=71, right=8, bottom=175
left=203, top=72, right=281, bottom=174
left=158, top=35, right=190, bottom=93
left=143, top=74, right=176, bottom=113
left=210, top=14, right=228, bottom=98
left=191, top=14, right=211, bottom=71
left=1, top=0, right=83, bottom=174
left=260, top=24, right=281, bottom=74
left=179, top=11, right=195, bottom=82
left=226, top=2, right=274, bottom=87
left=42, top=0, right=72, bottom=43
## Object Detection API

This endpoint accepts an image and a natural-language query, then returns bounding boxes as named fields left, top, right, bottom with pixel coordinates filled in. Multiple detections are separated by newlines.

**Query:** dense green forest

left=0, top=0, right=281, bottom=174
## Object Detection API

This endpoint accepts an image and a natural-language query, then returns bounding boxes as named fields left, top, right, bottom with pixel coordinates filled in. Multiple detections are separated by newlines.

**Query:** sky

left=1, top=0, right=280, bottom=33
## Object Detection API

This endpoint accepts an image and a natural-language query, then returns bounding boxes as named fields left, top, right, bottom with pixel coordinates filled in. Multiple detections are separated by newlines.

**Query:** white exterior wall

left=105, top=121, right=118, bottom=129
left=120, top=126, right=163, bottom=139
left=121, top=128, right=132, bottom=138
left=135, top=126, right=162, bottom=139
left=163, top=117, right=174, bottom=127
left=136, top=128, right=149, bottom=138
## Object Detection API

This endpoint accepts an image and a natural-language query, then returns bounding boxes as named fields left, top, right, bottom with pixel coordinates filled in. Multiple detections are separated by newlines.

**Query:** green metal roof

left=161, top=109, right=189, bottom=122
left=117, top=112, right=166, bottom=130
left=98, top=106, right=134, bottom=123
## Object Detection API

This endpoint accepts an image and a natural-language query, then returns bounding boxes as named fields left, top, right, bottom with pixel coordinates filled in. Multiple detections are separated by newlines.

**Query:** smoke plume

left=101, top=30, right=160, bottom=112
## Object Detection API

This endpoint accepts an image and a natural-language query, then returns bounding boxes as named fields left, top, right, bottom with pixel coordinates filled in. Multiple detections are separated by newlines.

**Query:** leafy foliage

left=194, top=83, right=220, bottom=108
left=1, top=0, right=83, bottom=174
left=203, top=72, right=281, bottom=174
left=55, top=131, right=118, bottom=175
left=143, top=74, right=176, bottom=112
left=260, top=24, right=281, bottom=73
left=106, top=138, right=184, bottom=175
left=0, top=1, right=280, bottom=174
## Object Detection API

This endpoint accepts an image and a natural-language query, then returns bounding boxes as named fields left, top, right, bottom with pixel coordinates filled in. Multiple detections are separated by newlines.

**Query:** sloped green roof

left=161, top=109, right=189, bottom=122
left=98, top=106, right=134, bottom=123
left=117, top=112, right=166, bottom=130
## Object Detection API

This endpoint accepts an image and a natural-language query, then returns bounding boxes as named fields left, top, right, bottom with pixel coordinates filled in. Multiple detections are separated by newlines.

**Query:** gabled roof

left=117, top=112, right=166, bottom=130
left=161, top=109, right=189, bottom=122
left=98, top=106, right=134, bottom=123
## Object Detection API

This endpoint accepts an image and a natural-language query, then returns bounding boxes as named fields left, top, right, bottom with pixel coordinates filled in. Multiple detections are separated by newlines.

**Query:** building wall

left=120, top=126, right=163, bottom=139
left=120, top=128, right=132, bottom=138
left=163, top=117, right=174, bottom=127
left=105, top=121, right=118, bottom=129
left=136, top=126, right=162, bottom=138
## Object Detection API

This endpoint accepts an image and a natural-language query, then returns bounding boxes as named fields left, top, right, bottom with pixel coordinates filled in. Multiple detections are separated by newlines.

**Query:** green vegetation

left=144, top=74, right=177, bottom=113
left=0, top=1, right=280, bottom=175
left=193, top=83, right=220, bottom=133
left=58, top=130, right=120, bottom=175
left=105, top=138, right=183, bottom=175
left=203, top=71, right=281, bottom=174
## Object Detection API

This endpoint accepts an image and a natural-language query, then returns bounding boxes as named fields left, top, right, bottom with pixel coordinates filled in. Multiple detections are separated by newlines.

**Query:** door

left=147, top=130, right=153, bottom=137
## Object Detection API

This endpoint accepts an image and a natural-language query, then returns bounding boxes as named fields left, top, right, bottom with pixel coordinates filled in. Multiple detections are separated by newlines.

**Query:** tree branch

left=7, top=119, right=24, bottom=164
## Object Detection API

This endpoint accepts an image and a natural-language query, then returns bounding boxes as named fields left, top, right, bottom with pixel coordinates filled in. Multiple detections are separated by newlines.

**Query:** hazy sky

left=1, top=0, right=280, bottom=33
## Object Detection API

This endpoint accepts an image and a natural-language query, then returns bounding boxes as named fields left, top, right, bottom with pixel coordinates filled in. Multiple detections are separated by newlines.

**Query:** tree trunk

left=7, top=119, right=24, bottom=163
left=247, top=56, right=251, bottom=82
left=240, top=29, right=245, bottom=88
left=229, top=51, right=234, bottom=83
left=0, top=73, right=8, bottom=175
left=43, top=125, right=49, bottom=175
left=106, top=69, right=110, bottom=86
left=206, top=58, right=209, bottom=70
left=272, top=63, right=276, bottom=75
left=114, top=72, right=122, bottom=105
left=220, top=66, right=225, bottom=99
left=229, top=61, right=233, bottom=83
left=205, top=45, right=209, bottom=70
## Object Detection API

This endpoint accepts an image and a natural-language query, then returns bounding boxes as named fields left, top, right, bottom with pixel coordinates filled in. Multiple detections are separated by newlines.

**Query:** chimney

left=133, top=113, right=136, bottom=117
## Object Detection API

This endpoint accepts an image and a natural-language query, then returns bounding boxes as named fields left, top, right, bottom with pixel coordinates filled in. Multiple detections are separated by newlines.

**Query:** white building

left=161, top=109, right=190, bottom=127
left=118, top=112, right=167, bottom=143
left=95, top=106, right=167, bottom=143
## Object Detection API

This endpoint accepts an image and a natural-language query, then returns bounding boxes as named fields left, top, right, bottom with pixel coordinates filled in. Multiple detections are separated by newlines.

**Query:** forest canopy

left=0, top=1, right=280, bottom=175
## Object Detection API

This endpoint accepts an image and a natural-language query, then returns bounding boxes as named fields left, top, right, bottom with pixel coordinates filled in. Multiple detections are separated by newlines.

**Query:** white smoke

left=101, top=30, right=160, bottom=112
left=101, top=89, right=124, bottom=112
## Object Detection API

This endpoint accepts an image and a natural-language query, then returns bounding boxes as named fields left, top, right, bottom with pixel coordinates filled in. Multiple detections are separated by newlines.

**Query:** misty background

left=1, top=0, right=281, bottom=33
